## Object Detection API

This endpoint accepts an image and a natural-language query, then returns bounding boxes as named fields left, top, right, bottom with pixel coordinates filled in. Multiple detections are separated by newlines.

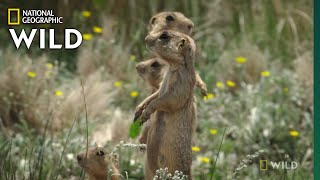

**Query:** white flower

left=19, top=159, right=27, bottom=168
left=130, top=159, right=136, bottom=165
left=66, top=153, right=74, bottom=160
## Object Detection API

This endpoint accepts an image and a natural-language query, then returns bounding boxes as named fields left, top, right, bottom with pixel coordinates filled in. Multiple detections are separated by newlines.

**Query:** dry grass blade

left=276, top=18, right=286, bottom=41
left=80, top=79, right=89, bottom=179
left=210, top=127, right=226, bottom=180
left=292, top=9, right=313, bottom=25
left=287, top=15, right=299, bottom=44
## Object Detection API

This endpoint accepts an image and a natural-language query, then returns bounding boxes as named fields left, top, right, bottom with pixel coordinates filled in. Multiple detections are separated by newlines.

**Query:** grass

left=0, top=0, right=314, bottom=179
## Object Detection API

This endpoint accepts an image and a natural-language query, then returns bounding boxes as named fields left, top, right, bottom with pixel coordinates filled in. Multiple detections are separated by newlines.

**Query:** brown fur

left=77, top=147, right=120, bottom=180
left=135, top=31, right=196, bottom=179
left=136, top=58, right=167, bottom=145
left=135, top=59, right=197, bottom=145
left=136, top=58, right=167, bottom=94
left=148, top=12, right=194, bottom=35
left=147, top=11, right=207, bottom=96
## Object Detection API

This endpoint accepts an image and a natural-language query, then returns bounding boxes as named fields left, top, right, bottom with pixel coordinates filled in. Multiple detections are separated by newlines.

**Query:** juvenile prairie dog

left=77, top=147, right=120, bottom=180
left=136, top=58, right=167, bottom=94
left=136, top=58, right=167, bottom=144
left=148, top=11, right=207, bottom=96
left=134, top=30, right=196, bottom=179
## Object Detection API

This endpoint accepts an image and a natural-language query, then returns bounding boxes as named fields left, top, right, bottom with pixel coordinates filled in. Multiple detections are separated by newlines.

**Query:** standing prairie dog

left=148, top=11, right=194, bottom=35
left=136, top=58, right=198, bottom=145
left=134, top=30, right=196, bottom=179
left=136, top=58, right=167, bottom=144
left=77, top=147, right=120, bottom=180
left=136, top=58, right=167, bottom=94
left=147, top=11, right=207, bottom=96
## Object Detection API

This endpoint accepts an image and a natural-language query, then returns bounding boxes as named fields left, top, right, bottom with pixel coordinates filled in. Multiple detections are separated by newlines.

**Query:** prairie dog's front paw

left=140, top=105, right=154, bottom=124
left=134, top=104, right=145, bottom=121
left=201, top=86, right=208, bottom=97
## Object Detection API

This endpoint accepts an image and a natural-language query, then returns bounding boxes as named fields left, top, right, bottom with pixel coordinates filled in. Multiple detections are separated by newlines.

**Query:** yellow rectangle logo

left=8, top=8, right=20, bottom=25
left=260, top=160, right=268, bottom=170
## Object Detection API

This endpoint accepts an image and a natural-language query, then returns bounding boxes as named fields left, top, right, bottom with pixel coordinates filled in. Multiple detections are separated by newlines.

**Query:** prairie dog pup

left=147, top=11, right=207, bottom=96
left=136, top=58, right=167, bottom=93
left=136, top=58, right=167, bottom=145
left=135, top=30, right=196, bottom=179
left=77, top=147, right=120, bottom=180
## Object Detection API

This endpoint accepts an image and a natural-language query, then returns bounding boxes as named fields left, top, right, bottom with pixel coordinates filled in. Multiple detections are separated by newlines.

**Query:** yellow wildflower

left=192, top=146, right=200, bottom=152
left=203, top=93, right=215, bottom=101
left=216, top=81, right=224, bottom=89
left=27, top=71, right=36, bottom=78
left=261, top=71, right=270, bottom=77
left=235, top=56, right=247, bottom=64
left=210, top=129, right=217, bottom=135
left=55, top=90, right=63, bottom=97
left=114, top=81, right=123, bottom=87
left=46, top=63, right=53, bottom=69
left=82, top=10, right=91, bottom=18
left=283, top=87, right=289, bottom=93
left=130, top=55, right=136, bottom=61
left=289, top=130, right=299, bottom=137
left=83, top=33, right=92, bottom=41
left=226, top=80, right=236, bottom=87
left=200, top=157, right=210, bottom=163
left=130, top=91, right=139, bottom=98
left=93, top=26, right=103, bottom=34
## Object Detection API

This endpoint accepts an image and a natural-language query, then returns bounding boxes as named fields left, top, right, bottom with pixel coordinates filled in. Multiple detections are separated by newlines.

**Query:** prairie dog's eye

left=187, top=25, right=193, bottom=30
left=166, top=15, right=174, bottom=21
left=151, top=61, right=160, bottom=68
left=159, top=32, right=169, bottom=40
left=96, top=150, right=105, bottom=156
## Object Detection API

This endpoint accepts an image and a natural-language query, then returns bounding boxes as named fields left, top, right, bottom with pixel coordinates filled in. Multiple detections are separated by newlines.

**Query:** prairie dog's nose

left=159, top=31, right=169, bottom=40
left=145, top=34, right=152, bottom=44
left=145, top=34, right=155, bottom=50
left=136, top=64, right=145, bottom=74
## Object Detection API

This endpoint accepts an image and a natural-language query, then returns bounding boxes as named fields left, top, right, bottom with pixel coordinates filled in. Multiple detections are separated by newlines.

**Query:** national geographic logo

left=8, top=8, right=20, bottom=25
left=7, top=8, right=63, bottom=25
left=7, top=8, right=82, bottom=49
left=260, top=160, right=298, bottom=170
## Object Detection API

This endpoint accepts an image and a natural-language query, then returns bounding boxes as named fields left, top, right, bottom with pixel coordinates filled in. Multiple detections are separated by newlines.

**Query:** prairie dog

left=135, top=30, right=196, bottom=179
left=148, top=11, right=194, bottom=35
left=77, top=147, right=120, bottom=180
left=147, top=11, right=207, bottom=96
left=136, top=58, right=167, bottom=94
left=136, top=58, right=198, bottom=145
left=136, top=58, right=167, bottom=145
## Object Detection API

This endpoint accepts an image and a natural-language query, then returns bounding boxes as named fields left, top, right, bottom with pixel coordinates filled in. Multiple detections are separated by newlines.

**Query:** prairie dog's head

left=136, top=58, right=167, bottom=89
left=145, top=30, right=196, bottom=65
left=148, top=12, right=194, bottom=35
left=77, top=147, right=110, bottom=178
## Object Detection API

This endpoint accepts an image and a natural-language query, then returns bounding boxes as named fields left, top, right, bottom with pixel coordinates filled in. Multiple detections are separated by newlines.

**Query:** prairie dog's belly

left=159, top=101, right=194, bottom=147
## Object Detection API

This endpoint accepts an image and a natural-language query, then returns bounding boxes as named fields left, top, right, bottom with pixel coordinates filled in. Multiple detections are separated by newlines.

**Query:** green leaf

left=129, top=119, right=141, bottom=139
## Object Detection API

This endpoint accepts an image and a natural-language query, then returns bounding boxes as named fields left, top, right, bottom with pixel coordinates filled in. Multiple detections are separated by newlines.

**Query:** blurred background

left=0, top=0, right=313, bottom=179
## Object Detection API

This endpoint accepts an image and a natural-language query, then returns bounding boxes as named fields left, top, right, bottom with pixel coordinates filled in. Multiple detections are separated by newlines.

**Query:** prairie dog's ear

left=150, top=17, right=156, bottom=25
left=96, top=149, right=105, bottom=156
left=178, top=38, right=186, bottom=48
left=148, top=17, right=157, bottom=31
